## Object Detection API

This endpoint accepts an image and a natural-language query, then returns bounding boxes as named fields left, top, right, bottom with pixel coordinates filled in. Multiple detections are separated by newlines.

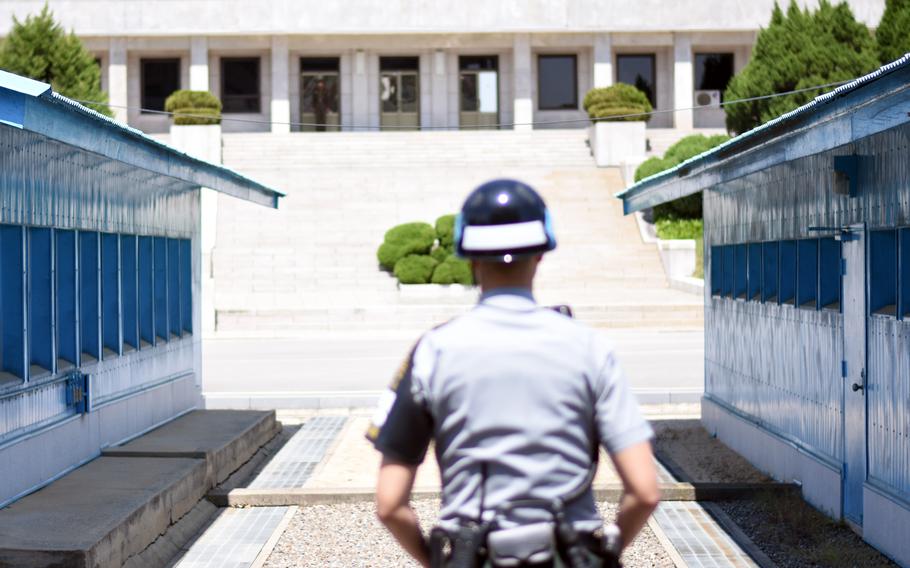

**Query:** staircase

left=214, top=130, right=702, bottom=334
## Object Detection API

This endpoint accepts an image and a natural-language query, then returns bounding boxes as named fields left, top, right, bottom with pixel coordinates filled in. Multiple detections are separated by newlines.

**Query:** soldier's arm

left=610, top=441, right=660, bottom=548
left=377, top=458, right=430, bottom=567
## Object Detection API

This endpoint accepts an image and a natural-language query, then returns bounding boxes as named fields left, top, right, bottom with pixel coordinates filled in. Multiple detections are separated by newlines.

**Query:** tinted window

left=460, top=56, right=498, bottom=71
left=141, top=59, right=180, bottom=112
left=538, top=55, right=577, bottom=110
left=695, top=53, right=734, bottom=96
left=380, top=57, right=419, bottom=71
left=617, top=54, right=656, bottom=106
left=221, top=58, right=260, bottom=113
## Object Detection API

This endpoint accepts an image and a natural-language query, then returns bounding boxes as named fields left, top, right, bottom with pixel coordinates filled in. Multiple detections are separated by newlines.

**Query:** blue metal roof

left=617, top=53, right=910, bottom=214
left=0, top=70, right=283, bottom=209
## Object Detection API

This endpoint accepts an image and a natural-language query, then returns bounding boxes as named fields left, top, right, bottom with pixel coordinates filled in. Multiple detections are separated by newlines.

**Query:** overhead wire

left=70, top=78, right=853, bottom=131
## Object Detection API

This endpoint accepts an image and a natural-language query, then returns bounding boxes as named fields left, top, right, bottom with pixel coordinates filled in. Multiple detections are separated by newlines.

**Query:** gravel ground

left=719, top=493, right=897, bottom=568
left=264, top=499, right=673, bottom=567
left=651, top=419, right=771, bottom=483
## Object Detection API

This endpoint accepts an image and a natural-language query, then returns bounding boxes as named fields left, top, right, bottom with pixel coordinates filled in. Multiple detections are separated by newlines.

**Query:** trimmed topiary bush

left=435, top=214, right=456, bottom=248
left=634, top=157, right=672, bottom=182
left=377, top=222, right=436, bottom=270
left=431, top=256, right=473, bottom=285
left=165, top=90, right=222, bottom=125
left=394, top=255, right=439, bottom=284
left=430, top=245, right=451, bottom=263
left=582, top=83, right=652, bottom=122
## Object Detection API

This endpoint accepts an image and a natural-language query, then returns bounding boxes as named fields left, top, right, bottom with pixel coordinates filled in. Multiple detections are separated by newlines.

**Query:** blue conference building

left=619, top=54, right=910, bottom=565
left=0, top=70, right=281, bottom=507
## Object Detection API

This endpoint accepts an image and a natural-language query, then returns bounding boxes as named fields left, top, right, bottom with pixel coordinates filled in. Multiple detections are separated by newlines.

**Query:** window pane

left=722, top=245, right=734, bottom=298
left=380, top=75, right=398, bottom=112
left=818, top=237, right=841, bottom=310
left=56, top=230, right=78, bottom=366
left=101, top=233, right=120, bottom=357
left=870, top=230, right=898, bottom=316
left=80, top=232, right=100, bottom=360
left=222, top=58, right=260, bottom=113
left=168, top=239, right=180, bottom=337
left=762, top=242, right=779, bottom=303
left=733, top=244, right=747, bottom=299
left=460, top=73, right=478, bottom=112
left=302, top=75, right=339, bottom=114
left=710, top=246, right=722, bottom=296
left=180, top=239, right=192, bottom=334
left=300, top=57, right=339, bottom=73
left=748, top=243, right=762, bottom=301
left=694, top=53, right=734, bottom=95
left=28, top=228, right=53, bottom=374
left=538, top=55, right=577, bottom=110
left=459, top=56, right=497, bottom=71
left=138, top=236, right=154, bottom=346
left=400, top=74, right=419, bottom=112
left=617, top=54, right=656, bottom=106
left=779, top=240, right=797, bottom=305
left=154, top=237, right=168, bottom=341
left=1, top=226, right=25, bottom=379
left=380, top=57, right=419, bottom=71
left=797, top=239, right=818, bottom=309
left=121, top=235, right=138, bottom=349
left=141, top=59, right=180, bottom=112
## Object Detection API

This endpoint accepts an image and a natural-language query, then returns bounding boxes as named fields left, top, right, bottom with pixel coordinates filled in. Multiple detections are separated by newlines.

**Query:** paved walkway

left=175, top=410, right=762, bottom=567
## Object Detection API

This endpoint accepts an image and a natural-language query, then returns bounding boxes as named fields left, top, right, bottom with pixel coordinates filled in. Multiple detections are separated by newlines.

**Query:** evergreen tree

left=0, top=6, right=111, bottom=116
left=724, top=1, right=878, bottom=134
left=877, top=0, right=910, bottom=64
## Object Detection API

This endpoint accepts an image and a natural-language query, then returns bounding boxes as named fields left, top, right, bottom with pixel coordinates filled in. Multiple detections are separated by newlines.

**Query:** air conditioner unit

left=695, top=90, right=722, bottom=108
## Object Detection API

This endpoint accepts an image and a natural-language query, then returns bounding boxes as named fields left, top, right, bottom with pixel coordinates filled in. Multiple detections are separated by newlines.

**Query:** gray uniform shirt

left=368, top=289, right=653, bottom=527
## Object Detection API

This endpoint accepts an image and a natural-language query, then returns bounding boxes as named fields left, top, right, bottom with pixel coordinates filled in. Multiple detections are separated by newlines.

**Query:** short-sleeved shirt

left=367, top=289, right=653, bottom=527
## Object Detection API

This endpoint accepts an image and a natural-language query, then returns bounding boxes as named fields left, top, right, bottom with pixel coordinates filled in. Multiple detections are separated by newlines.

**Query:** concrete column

left=190, top=36, right=209, bottom=92
left=108, top=38, right=128, bottom=123
left=512, top=34, right=533, bottom=131
left=352, top=50, right=369, bottom=130
left=270, top=36, right=290, bottom=133
left=673, top=32, right=694, bottom=131
left=593, top=33, right=613, bottom=88
left=431, top=49, right=448, bottom=129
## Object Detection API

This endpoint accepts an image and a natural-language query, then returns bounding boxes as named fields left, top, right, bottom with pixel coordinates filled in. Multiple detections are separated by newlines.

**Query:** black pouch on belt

left=430, top=524, right=488, bottom=568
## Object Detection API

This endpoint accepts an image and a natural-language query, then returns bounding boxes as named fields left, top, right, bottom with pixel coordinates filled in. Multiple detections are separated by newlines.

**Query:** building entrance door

left=841, top=223, right=867, bottom=525
left=459, top=56, right=499, bottom=129
left=300, top=58, right=340, bottom=132
left=380, top=57, right=419, bottom=130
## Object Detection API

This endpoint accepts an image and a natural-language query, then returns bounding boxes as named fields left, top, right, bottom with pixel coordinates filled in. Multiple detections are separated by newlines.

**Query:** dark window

left=154, top=237, right=168, bottom=341
left=733, top=244, right=747, bottom=299
left=221, top=58, right=261, bottom=113
left=762, top=242, right=779, bottom=303
left=748, top=243, right=762, bottom=301
left=797, top=239, right=818, bottom=309
left=300, top=57, right=340, bottom=72
left=79, top=232, right=100, bottom=361
left=28, top=228, right=53, bottom=375
left=617, top=54, right=656, bottom=106
left=141, top=58, right=180, bottom=112
left=180, top=239, right=192, bottom=334
left=1, top=226, right=25, bottom=379
left=779, top=240, right=797, bottom=305
left=460, top=56, right=498, bottom=71
left=694, top=53, right=734, bottom=97
left=710, top=245, right=722, bottom=296
left=870, top=230, right=898, bottom=316
left=56, top=230, right=78, bottom=367
left=101, top=233, right=120, bottom=357
left=168, top=239, right=180, bottom=337
left=138, top=236, right=155, bottom=346
left=121, top=235, right=138, bottom=350
left=538, top=55, right=577, bottom=110
left=722, top=245, right=734, bottom=298
left=818, top=237, right=841, bottom=310
left=902, top=229, right=910, bottom=319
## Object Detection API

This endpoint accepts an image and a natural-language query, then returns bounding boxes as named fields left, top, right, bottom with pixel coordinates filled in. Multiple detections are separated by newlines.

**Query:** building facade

left=618, top=55, right=910, bottom=566
left=0, top=0, right=885, bottom=133
left=0, top=70, right=281, bottom=507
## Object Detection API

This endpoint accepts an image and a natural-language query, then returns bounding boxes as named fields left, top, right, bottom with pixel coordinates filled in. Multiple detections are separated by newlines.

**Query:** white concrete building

left=0, top=0, right=883, bottom=134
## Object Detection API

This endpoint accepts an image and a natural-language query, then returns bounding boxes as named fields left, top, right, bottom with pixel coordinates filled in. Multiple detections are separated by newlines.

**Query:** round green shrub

left=435, top=214, right=456, bottom=248
left=377, top=222, right=436, bottom=270
left=165, top=90, right=222, bottom=125
left=394, top=255, right=439, bottom=284
left=431, top=256, right=473, bottom=285
left=634, top=157, right=671, bottom=182
left=582, top=84, right=652, bottom=122
left=430, top=245, right=451, bottom=263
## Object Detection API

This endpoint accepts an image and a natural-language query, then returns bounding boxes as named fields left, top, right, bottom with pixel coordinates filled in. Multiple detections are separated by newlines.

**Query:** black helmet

left=454, top=179, right=557, bottom=261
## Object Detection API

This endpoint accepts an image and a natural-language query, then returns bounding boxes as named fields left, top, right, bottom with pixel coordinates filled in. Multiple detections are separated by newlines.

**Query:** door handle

left=852, top=383, right=864, bottom=393
left=852, top=369, right=865, bottom=393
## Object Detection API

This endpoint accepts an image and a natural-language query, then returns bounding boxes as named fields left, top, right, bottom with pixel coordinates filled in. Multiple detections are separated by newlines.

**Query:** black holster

left=429, top=524, right=488, bottom=568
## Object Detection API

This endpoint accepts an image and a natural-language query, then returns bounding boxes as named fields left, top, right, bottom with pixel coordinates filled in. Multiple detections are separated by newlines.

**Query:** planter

left=169, top=124, right=222, bottom=163
left=657, top=239, right=697, bottom=280
left=587, top=121, right=646, bottom=167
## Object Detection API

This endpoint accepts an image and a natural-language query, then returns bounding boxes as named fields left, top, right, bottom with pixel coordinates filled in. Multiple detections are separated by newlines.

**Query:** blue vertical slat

left=79, top=232, right=100, bottom=360
left=710, top=246, right=722, bottom=296
left=180, top=239, right=192, bottom=334
left=138, top=236, right=154, bottom=346
left=733, top=244, right=747, bottom=299
left=779, top=240, right=797, bottom=304
left=121, top=235, right=138, bottom=349
left=818, top=237, right=841, bottom=310
left=748, top=243, right=762, bottom=301
left=28, top=227, right=54, bottom=373
left=154, top=237, right=168, bottom=341
left=167, top=239, right=180, bottom=337
left=56, top=230, right=78, bottom=366
left=901, top=229, right=910, bottom=319
left=101, top=233, right=120, bottom=356
left=762, top=241, right=779, bottom=302
left=869, top=230, right=897, bottom=315
left=722, top=245, right=734, bottom=298
left=797, top=239, right=818, bottom=308
left=1, top=225, right=26, bottom=379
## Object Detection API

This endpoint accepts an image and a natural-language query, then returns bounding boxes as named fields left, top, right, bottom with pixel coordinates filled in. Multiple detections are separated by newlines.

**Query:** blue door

left=842, top=224, right=867, bottom=525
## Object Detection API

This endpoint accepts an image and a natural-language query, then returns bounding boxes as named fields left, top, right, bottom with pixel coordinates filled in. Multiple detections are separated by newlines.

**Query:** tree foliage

left=0, top=6, right=111, bottom=116
left=723, top=0, right=878, bottom=134
left=876, top=0, right=910, bottom=64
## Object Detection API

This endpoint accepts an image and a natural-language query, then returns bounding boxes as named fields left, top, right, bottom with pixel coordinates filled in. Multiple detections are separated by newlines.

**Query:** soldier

left=368, top=179, right=660, bottom=567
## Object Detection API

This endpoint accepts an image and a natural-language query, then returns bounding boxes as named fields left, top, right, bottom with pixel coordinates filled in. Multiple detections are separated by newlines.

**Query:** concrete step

left=0, top=410, right=278, bottom=568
